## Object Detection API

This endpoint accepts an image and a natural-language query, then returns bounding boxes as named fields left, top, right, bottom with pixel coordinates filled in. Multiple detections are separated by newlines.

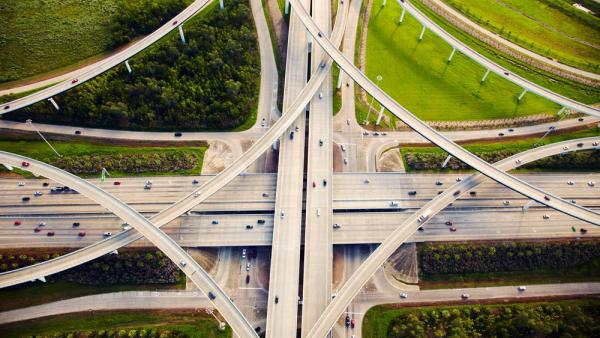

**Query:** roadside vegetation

left=418, top=240, right=600, bottom=288
left=398, top=127, right=600, bottom=172
left=362, top=0, right=599, bottom=123
left=363, top=300, right=600, bottom=338
left=0, top=137, right=206, bottom=177
left=0, top=0, right=190, bottom=86
left=0, top=249, right=184, bottom=311
left=5, top=0, right=260, bottom=132
left=439, top=0, right=600, bottom=73
left=0, top=310, right=230, bottom=338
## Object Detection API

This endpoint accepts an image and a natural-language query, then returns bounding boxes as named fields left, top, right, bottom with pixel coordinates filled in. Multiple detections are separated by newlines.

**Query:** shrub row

left=384, top=301, right=599, bottom=338
left=405, top=149, right=600, bottom=171
left=419, top=241, right=600, bottom=274
left=0, top=252, right=61, bottom=271
left=6, top=0, right=260, bottom=131
left=31, top=328, right=188, bottom=338
left=49, top=151, right=199, bottom=174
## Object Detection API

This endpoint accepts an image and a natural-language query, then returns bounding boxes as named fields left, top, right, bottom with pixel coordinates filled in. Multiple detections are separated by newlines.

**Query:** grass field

left=364, top=0, right=599, bottom=122
left=0, top=310, right=230, bottom=338
left=0, top=137, right=206, bottom=177
left=441, top=0, right=600, bottom=73
left=0, top=0, right=121, bottom=85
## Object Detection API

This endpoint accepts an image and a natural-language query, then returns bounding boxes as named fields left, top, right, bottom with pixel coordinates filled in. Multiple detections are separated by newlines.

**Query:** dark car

left=47, top=231, right=55, bottom=237
left=351, top=319, right=355, bottom=328
left=174, top=132, right=182, bottom=137
left=42, top=182, right=49, bottom=187
left=71, top=79, right=79, bottom=84
left=78, top=232, right=86, bottom=237
left=3, top=105, right=9, bottom=110
left=113, top=181, right=121, bottom=186
left=21, top=161, right=30, bottom=167
left=449, top=227, right=457, bottom=232
left=418, top=226, right=424, bottom=232
left=453, top=190, right=461, bottom=196
left=498, top=132, right=505, bottom=137
left=246, top=275, right=250, bottom=284
left=257, top=219, right=266, bottom=224
left=74, top=130, right=82, bottom=135
left=577, top=143, right=584, bottom=147
left=323, top=179, right=327, bottom=187
left=580, top=228, right=588, bottom=234
left=578, top=117, right=584, bottom=122
left=435, top=181, right=443, bottom=186
left=34, top=227, right=42, bottom=233
left=345, top=316, right=350, bottom=327
left=173, top=20, right=178, bottom=26
left=208, top=292, right=216, bottom=300
left=408, top=191, right=417, bottom=196
left=290, top=131, right=294, bottom=140
left=72, top=222, right=80, bottom=227
left=192, top=179, right=199, bottom=184
left=22, top=196, right=30, bottom=202
left=544, top=195, right=551, bottom=201
left=274, top=296, right=279, bottom=304
left=469, top=191, right=477, bottom=196
left=445, top=221, right=453, bottom=226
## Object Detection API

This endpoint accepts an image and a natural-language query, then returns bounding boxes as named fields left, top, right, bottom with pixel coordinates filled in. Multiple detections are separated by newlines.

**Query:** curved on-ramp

left=306, top=136, right=600, bottom=336
left=0, top=151, right=258, bottom=338
left=1, top=0, right=214, bottom=115
left=397, top=0, right=600, bottom=117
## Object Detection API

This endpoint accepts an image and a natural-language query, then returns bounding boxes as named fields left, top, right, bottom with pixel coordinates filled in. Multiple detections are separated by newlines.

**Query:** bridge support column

left=48, top=98, right=60, bottom=111
left=441, top=154, right=452, bottom=168
left=399, top=8, right=406, bottom=23
left=382, top=0, right=387, bottom=6
left=125, top=60, right=132, bottom=74
left=178, top=25, right=186, bottom=44
left=2, top=164, right=13, bottom=171
left=517, top=88, right=527, bottom=101
left=220, top=0, right=224, bottom=10
left=447, top=48, right=456, bottom=62
left=556, top=106, right=566, bottom=116
left=418, top=25, right=426, bottom=41
left=38, top=276, right=46, bottom=283
left=522, top=200, right=535, bottom=212
left=111, top=250, right=119, bottom=255
left=285, top=0, right=290, bottom=15
left=480, top=69, right=490, bottom=83
left=337, top=70, right=343, bottom=89
left=375, top=106, right=385, bottom=126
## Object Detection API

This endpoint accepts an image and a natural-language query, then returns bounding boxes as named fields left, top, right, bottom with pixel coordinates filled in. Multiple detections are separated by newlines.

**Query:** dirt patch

left=384, top=243, right=418, bottom=284
left=201, top=141, right=235, bottom=174
left=378, top=147, right=405, bottom=172
left=186, top=248, right=219, bottom=274
left=333, top=142, right=343, bottom=172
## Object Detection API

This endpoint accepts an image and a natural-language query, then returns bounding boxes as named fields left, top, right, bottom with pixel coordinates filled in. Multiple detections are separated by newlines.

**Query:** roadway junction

left=0, top=0, right=599, bottom=337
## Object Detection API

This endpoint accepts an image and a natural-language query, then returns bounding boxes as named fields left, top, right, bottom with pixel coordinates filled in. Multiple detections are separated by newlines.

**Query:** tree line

left=6, top=0, right=260, bottom=132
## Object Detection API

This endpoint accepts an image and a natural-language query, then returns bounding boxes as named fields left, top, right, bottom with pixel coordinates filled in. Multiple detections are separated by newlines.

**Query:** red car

left=21, top=161, right=30, bottom=167
left=113, top=181, right=121, bottom=186
left=351, top=319, right=355, bottom=329
left=78, top=232, right=86, bottom=237
left=71, top=79, right=79, bottom=84
left=47, top=231, right=55, bottom=236
left=173, top=20, right=178, bottom=26
left=34, top=227, right=41, bottom=233
left=14, top=220, right=21, bottom=226
left=246, top=275, right=250, bottom=284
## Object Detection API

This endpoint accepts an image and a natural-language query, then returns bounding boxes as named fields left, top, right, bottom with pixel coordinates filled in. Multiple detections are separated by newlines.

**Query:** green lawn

left=0, top=277, right=185, bottom=312
left=0, top=310, right=230, bottom=338
left=0, top=137, right=206, bottom=178
left=363, top=0, right=599, bottom=122
left=0, top=0, right=120, bottom=85
left=440, top=0, right=600, bottom=73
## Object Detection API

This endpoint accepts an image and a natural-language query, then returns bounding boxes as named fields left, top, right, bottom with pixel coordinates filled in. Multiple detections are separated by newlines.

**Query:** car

left=18, top=181, right=25, bottom=187
left=318, top=92, right=323, bottom=99
left=212, top=220, right=219, bottom=225
left=316, top=208, right=321, bottom=216
left=192, top=179, right=199, bottom=184
left=246, top=224, right=254, bottom=229
left=75, top=130, right=82, bottom=135
left=39, top=222, right=46, bottom=227
left=544, top=195, right=551, bottom=201
left=578, top=117, right=584, bottom=122
left=246, top=275, right=250, bottom=284
left=47, top=231, right=55, bottom=237
left=571, top=200, right=577, bottom=204
left=261, top=120, right=265, bottom=127
left=515, top=159, right=522, bottom=164
left=274, top=296, right=279, bottom=304
left=319, top=139, right=323, bottom=146
left=588, top=181, right=596, bottom=187
left=567, top=181, right=574, bottom=185
left=503, top=200, right=510, bottom=206
left=580, top=228, right=588, bottom=234
left=113, top=181, right=121, bottom=186
left=180, top=260, right=186, bottom=267
left=453, top=190, right=461, bottom=196
left=373, top=132, right=380, bottom=136
left=22, top=196, right=30, bottom=202
left=400, top=293, right=408, bottom=299
left=333, top=223, right=342, bottom=229
left=281, top=210, right=285, bottom=218
left=508, top=128, right=514, bottom=132
left=498, top=132, right=505, bottom=136
left=351, top=319, right=355, bottom=329
left=362, top=131, right=369, bottom=136
left=312, top=181, right=316, bottom=188
left=3, top=105, right=9, bottom=110
left=445, top=221, right=453, bottom=226
left=323, top=179, right=327, bottom=186
left=341, top=144, right=346, bottom=152
left=577, top=143, right=584, bottom=147
left=208, top=292, right=216, bottom=300
left=518, top=286, right=527, bottom=292
left=103, top=232, right=112, bottom=237
left=435, top=180, right=443, bottom=186
left=42, top=182, right=49, bottom=187
left=72, top=222, right=80, bottom=227
left=21, top=161, right=30, bottom=167
left=503, top=71, right=509, bottom=76
left=345, top=316, right=350, bottom=327
left=344, top=158, right=348, bottom=165
left=172, top=20, right=178, bottom=26
left=563, top=146, right=569, bottom=151
left=449, top=227, right=457, bottom=232
left=456, top=177, right=462, bottom=182
left=257, top=219, right=266, bottom=224
left=408, top=191, right=417, bottom=196
left=290, top=131, right=294, bottom=140
left=34, top=228, right=42, bottom=233
left=346, top=82, right=350, bottom=87
left=144, top=184, right=151, bottom=190
left=543, top=214, right=550, bottom=219
left=318, top=32, right=322, bottom=38
left=145, top=180, right=152, bottom=186
left=382, top=132, right=388, bottom=136
left=438, top=191, right=443, bottom=195
left=390, top=201, right=399, bottom=207
left=14, top=220, right=21, bottom=226
left=262, top=192, right=270, bottom=197
left=242, top=249, right=247, bottom=259
left=549, top=126, right=556, bottom=130
left=174, top=132, right=182, bottom=137
left=461, top=293, right=470, bottom=299
left=320, top=61, right=326, bottom=69
left=78, top=232, right=86, bottom=237
left=418, top=226, right=425, bottom=232
left=71, top=79, right=79, bottom=84
left=469, top=191, right=477, bottom=196
left=34, top=191, right=43, bottom=196
left=364, top=179, right=370, bottom=184
left=594, top=141, right=599, bottom=146
left=123, top=226, right=132, bottom=231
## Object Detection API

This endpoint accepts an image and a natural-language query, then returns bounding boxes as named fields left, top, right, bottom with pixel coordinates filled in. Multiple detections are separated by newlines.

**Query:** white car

left=242, top=249, right=247, bottom=259
left=343, top=158, right=348, bottom=164
left=34, top=191, right=43, bottom=196
left=316, top=208, right=321, bottom=216
left=18, top=182, right=25, bottom=187
left=567, top=181, right=574, bottom=185
left=103, top=232, right=112, bottom=237
left=400, top=293, right=408, bottom=299
left=518, top=286, right=527, bottom=292
left=503, top=200, right=510, bottom=206
left=280, top=210, right=285, bottom=218
left=515, top=159, right=522, bottom=164
left=543, top=214, right=550, bottom=219
left=588, top=181, right=596, bottom=187
left=456, top=177, right=462, bottom=182
left=246, top=262, right=251, bottom=271
left=563, top=146, right=569, bottom=151
left=332, top=223, right=342, bottom=229
left=461, top=293, right=470, bottom=299
left=318, top=92, right=323, bottom=99
left=341, top=144, right=346, bottom=152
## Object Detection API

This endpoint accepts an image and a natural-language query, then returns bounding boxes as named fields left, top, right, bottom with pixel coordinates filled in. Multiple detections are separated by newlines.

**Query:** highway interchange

left=0, top=0, right=599, bottom=336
